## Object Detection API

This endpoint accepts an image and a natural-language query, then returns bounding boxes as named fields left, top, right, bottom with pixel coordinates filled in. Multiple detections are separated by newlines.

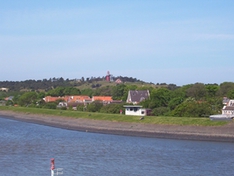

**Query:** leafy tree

left=205, top=84, right=219, bottom=97
left=77, top=104, right=86, bottom=111
left=47, top=87, right=80, bottom=96
left=18, top=92, right=38, bottom=106
left=217, top=82, right=234, bottom=96
left=6, top=100, right=14, bottom=106
left=227, top=89, right=234, bottom=99
left=100, top=103, right=125, bottom=114
left=206, top=97, right=223, bottom=114
left=81, top=88, right=93, bottom=97
left=37, top=92, right=46, bottom=99
left=168, top=97, right=184, bottom=110
left=93, top=86, right=112, bottom=96
left=149, top=88, right=171, bottom=108
left=139, top=99, right=151, bottom=108
left=186, top=83, right=207, bottom=100
left=167, top=84, right=179, bottom=90
left=87, top=101, right=103, bottom=112
left=47, top=87, right=65, bottom=96
left=171, top=100, right=212, bottom=117
left=111, top=84, right=126, bottom=100
left=152, top=107, right=170, bottom=116
left=126, top=84, right=138, bottom=91
left=42, top=102, right=57, bottom=109
left=64, top=87, right=81, bottom=95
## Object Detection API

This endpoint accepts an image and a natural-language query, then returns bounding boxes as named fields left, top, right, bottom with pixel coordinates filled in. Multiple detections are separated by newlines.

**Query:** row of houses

left=44, top=95, right=114, bottom=104
left=1, top=90, right=151, bottom=116
left=43, top=90, right=151, bottom=116
left=44, top=90, right=150, bottom=105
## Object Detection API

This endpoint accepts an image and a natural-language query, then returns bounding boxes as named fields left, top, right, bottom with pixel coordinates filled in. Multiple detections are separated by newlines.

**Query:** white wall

left=125, top=107, right=146, bottom=116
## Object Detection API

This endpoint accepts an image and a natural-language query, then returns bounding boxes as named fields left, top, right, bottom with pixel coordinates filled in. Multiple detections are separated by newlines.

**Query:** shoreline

left=1, top=110, right=234, bottom=142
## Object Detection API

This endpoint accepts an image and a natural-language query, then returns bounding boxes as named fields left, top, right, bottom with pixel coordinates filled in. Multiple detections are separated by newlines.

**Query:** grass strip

left=0, top=106, right=228, bottom=126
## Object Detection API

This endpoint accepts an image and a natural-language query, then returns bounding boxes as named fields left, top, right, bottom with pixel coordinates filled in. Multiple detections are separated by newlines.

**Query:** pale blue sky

left=0, top=0, right=233, bottom=85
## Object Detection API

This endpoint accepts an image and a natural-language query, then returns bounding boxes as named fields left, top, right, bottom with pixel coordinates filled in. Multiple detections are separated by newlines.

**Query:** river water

left=0, top=116, right=234, bottom=176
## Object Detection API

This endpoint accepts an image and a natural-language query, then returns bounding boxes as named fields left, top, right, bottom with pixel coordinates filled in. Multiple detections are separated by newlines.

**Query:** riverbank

left=1, top=110, right=234, bottom=142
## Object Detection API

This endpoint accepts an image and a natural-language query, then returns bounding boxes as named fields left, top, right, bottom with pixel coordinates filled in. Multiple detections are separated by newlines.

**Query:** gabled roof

left=222, top=99, right=234, bottom=110
left=223, top=106, right=234, bottom=111
left=223, top=97, right=230, bottom=104
left=4, top=96, right=14, bottom=101
left=115, top=78, right=122, bottom=84
left=227, top=99, right=234, bottom=106
left=127, top=90, right=150, bottom=104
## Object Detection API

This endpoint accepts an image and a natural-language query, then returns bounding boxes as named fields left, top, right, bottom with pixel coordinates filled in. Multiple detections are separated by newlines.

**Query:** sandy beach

left=1, top=110, right=234, bottom=142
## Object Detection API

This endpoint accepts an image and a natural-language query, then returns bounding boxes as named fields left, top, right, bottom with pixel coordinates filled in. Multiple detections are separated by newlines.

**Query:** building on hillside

left=123, top=105, right=151, bottom=116
left=92, top=96, right=113, bottom=104
left=43, top=96, right=65, bottom=103
left=67, top=95, right=92, bottom=108
left=126, top=90, right=150, bottom=104
left=43, top=95, right=123, bottom=110
left=0, top=88, right=9, bottom=92
left=106, top=71, right=113, bottom=82
left=115, top=78, right=122, bottom=84
left=223, top=97, right=230, bottom=105
left=66, top=95, right=92, bottom=103
left=4, top=96, right=14, bottom=101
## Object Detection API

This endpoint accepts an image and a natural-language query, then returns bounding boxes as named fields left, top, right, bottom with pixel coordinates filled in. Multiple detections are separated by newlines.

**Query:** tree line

left=0, top=76, right=144, bottom=92
left=1, top=80, right=234, bottom=117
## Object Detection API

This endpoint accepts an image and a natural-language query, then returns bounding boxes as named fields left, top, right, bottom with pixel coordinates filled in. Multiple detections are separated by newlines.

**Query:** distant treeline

left=0, top=76, right=143, bottom=92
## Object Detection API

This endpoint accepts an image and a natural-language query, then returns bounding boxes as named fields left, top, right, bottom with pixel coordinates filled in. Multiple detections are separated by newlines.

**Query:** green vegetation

left=1, top=76, right=234, bottom=118
left=0, top=106, right=228, bottom=126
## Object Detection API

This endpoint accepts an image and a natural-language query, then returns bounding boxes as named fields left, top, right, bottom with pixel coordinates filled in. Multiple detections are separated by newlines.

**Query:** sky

left=0, top=0, right=233, bottom=86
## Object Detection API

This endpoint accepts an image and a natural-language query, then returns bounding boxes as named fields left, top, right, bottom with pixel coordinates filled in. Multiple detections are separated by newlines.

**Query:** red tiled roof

left=92, top=96, right=113, bottom=102
left=67, top=95, right=91, bottom=102
left=43, top=96, right=65, bottom=102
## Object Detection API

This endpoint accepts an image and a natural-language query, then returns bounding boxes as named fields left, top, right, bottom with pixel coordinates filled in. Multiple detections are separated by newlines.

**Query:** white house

left=123, top=105, right=151, bottom=116
left=210, top=98, right=234, bottom=120
left=222, top=99, right=234, bottom=116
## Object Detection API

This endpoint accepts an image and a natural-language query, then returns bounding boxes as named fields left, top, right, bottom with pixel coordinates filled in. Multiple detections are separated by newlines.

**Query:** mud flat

left=1, top=110, right=234, bottom=142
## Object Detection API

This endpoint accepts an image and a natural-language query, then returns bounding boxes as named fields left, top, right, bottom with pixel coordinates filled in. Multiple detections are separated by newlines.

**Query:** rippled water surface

left=0, top=116, right=234, bottom=176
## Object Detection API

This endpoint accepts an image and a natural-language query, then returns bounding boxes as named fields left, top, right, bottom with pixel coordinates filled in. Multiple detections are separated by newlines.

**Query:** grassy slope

left=0, top=106, right=227, bottom=126
left=74, top=80, right=161, bottom=90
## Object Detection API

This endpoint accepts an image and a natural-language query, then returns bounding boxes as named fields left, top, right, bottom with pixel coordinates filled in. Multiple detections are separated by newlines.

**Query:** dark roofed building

left=126, top=90, right=150, bottom=104
left=222, top=99, right=234, bottom=115
left=223, top=97, right=230, bottom=105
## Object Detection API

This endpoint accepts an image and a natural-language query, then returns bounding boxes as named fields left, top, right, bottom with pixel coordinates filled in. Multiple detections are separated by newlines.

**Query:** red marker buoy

left=51, top=158, right=55, bottom=176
